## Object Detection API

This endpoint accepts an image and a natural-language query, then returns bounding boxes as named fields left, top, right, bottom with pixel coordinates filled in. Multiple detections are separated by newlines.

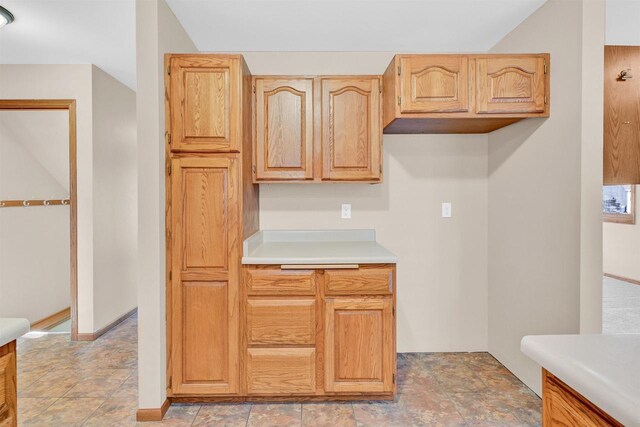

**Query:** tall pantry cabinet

left=165, top=54, right=258, bottom=396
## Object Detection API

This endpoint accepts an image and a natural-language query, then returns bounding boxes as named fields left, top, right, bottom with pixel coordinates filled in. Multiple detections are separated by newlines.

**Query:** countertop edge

left=0, top=318, right=30, bottom=347
left=521, top=335, right=640, bottom=427
left=242, top=256, right=398, bottom=265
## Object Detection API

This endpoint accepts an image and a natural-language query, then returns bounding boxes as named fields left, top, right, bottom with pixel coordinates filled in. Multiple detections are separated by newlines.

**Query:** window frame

left=603, top=185, right=636, bottom=224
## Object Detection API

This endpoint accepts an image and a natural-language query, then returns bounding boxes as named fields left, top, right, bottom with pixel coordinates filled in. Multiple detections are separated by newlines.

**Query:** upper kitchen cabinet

left=383, top=54, right=550, bottom=134
left=604, top=46, right=640, bottom=185
left=320, top=77, right=382, bottom=182
left=168, top=55, right=241, bottom=152
left=398, top=56, right=470, bottom=114
left=253, top=78, right=314, bottom=181
left=252, top=75, right=382, bottom=183
left=476, top=56, right=546, bottom=114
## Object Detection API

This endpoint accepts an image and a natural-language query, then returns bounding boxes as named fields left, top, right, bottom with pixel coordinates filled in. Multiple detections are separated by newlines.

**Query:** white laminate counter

left=521, top=334, right=640, bottom=427
left=242, top=229, right=398, bottom=265
left=0, top=318, right=30, bottom=347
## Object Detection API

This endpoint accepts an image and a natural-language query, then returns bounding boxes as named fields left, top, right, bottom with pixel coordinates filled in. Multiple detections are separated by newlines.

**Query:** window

left=603, top=185, right=635, bottom=224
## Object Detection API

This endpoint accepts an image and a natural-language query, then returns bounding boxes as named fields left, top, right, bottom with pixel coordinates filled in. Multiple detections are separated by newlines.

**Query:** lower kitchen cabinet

left=242, top=264, right=396, bottom=400
left=324, top=298, right=394, bottom=393
left=0, top=342, right=17, bottom=427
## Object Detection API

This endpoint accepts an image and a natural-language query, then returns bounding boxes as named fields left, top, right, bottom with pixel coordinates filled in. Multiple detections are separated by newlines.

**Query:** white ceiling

left=0, top=0, right=550, bottom=92
left=166, top=0, right=547, bottom=52
left=0, top=0, right=136, bottom=89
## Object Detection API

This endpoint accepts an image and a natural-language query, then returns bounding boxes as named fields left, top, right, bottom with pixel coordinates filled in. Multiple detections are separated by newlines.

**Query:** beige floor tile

left=192, top=403, right=251, bottom=426
left=248, top=403, right=302, bottom=427
left=22, top=397, right=103, bottom=426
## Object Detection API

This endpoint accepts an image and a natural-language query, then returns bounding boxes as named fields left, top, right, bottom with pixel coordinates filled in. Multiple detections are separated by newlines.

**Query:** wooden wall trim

left=604, top=273, right=640, bottom=286
left=30, top=307, right=71, bottom=331
left=76, top=308, right=137, bottom=341
left=136, top=399, right=170, bottom=422
left=0, top=99, right=78, bottom=341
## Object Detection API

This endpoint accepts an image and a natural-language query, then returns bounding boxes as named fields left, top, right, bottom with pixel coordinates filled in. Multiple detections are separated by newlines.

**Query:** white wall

left=243, top=52, right=489, bottom=353
left=92, top=66, right=138, bottom=330
left=0, top=64, right=95, bottom=331
left=136, top=0, right=196, bottom=410
left=487, top=0, right=604, bottom=395
left=603, top=186, right=640, bottom=281
left=0, top=111, right=70, bottom=323
left=606, top=0, right=640, bottom=44
left=0, top=64, right=138, bottom=334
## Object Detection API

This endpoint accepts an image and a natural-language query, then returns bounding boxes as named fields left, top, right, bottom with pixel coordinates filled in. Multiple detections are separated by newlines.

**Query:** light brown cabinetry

left=604, top=46, right=640, bottom=185
left=252, top=76, right=382, bottom=183
left=383, top=54, right=550, bottom=134
left=242, top=265, right=396, bottom=400
left=166, top=54, right=259, bottom=398
left=320, top=77, right=382, bottom=181
left=542, top=369, right=622, bottom=427
left=168, top=56, right=240, bottom=152
left=254, top=78, right=314, bottom=180
left=0, top=342, right=17, bottom=427
left=324, top=298, right=394, bottom=393
left=169, top=157, right=240, bottom=395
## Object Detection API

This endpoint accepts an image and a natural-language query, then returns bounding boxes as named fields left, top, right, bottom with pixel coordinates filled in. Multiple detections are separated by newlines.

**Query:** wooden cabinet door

left=254, top=78, right=314, bottom=181
left=604, top=46, right=640, bottom=184
left=169, top=56, right=240, bottom=152
left=476, top=56, right=546, bottom=114
left=0, top=347, right=16, bottom=427
left=324, top=298, right=394, bottom=393
left=320, top=77, right=382, bottom=181
left=399, top=56, right=470, bottom=113
left=170, top=157, right=239, bottom=395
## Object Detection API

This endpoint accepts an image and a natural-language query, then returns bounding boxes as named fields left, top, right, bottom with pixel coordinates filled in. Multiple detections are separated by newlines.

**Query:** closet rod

left=0, top=199, right=70, bottom=208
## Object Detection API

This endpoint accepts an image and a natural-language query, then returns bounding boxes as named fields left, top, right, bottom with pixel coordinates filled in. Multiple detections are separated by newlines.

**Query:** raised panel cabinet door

left=399, top=56, right=470, bottom=113
left=324, top=298, right=394, bottom=393
left=254, top=78, right=314, bottom=181
left=604, top=46, right=640, bottom=185
left=0, top=348, right=16, bottom=427
left=476, top=56, right=546, bottom=114
left=169, top=56, right=240, bottom=152
left=321, top=77, right=382, bottom=181
left=170, top=157, right=240, bottom=395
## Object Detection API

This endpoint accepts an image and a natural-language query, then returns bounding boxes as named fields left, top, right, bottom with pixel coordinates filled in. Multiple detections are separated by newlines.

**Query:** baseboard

left=136, top=399, right=170, bottom=422
left=76, top=307, right=137, bottom=341
left=31, top=307, right=71, bottom=331
left=604, top=273, right=640, bottom=286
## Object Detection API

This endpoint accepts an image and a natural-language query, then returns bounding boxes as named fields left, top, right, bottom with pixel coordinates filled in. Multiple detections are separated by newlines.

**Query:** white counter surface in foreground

left=242, top=229, right=398, bottom=265
left=521, top=334, right=640, bottom=427
left=0, top=318, right=30, bottom=347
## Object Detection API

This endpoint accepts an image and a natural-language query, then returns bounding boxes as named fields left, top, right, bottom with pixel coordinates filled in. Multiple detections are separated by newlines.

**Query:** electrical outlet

left=442, top=202, right=452, bottom=218
left=341, top=204, right=352, bottom=219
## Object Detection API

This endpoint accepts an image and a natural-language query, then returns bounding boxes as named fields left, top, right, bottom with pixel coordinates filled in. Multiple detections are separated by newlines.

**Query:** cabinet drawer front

left=325, top=268, right=393, bottom=295
left=247, top=299, right=315, bottom=345
left=247, top=348, right=316, bottom=394
left=246, top=269, right=316, bottom=295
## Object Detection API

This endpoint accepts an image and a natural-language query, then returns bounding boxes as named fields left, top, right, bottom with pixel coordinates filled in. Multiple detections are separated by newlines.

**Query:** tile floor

left=17, top=313, right=542, bottom=426
left=603, top=275, right=640, bottom=334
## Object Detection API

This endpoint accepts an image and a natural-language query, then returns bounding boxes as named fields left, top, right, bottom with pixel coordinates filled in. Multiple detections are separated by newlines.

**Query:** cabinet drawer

left=324, top=268, right=393, bottom=295
left=246, top=269, right=316, bottom=295
left=247, top=299, right=315, bottom=345
left=247, top=348, right=316, bottom=394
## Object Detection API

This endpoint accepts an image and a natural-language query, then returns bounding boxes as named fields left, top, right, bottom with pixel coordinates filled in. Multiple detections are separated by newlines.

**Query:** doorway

left=0, top=100, right=78, bottom=340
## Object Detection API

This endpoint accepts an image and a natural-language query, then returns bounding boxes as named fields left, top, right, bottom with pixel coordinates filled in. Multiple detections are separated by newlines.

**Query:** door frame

left=0, top=100, right=78, bottom=340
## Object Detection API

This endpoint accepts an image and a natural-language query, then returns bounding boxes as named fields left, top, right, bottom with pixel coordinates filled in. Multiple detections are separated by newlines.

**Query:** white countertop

left=0, top=318, right=30, bottom=347
left=521, top=334, right=640, bottom=427
left=242, top=229, right=398, bottom=265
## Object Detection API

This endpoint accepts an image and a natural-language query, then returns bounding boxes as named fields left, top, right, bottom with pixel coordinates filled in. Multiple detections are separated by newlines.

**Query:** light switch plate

left=442, top=202, right=452, bottom=218
left=341, top=204, right=352, bottom=219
